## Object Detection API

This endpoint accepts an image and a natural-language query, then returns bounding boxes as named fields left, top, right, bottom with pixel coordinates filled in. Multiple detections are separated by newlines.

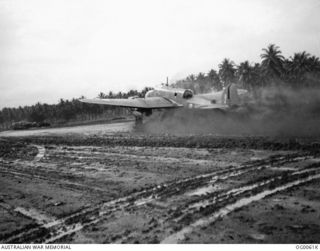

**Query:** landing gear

left=131, top=108, right=153, bottom=126
left=132, top=110, right=143, bottom=125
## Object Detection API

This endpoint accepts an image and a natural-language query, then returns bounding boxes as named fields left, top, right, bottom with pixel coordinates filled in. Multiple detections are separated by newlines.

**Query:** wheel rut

left=1, top=149, right=318, bottom=243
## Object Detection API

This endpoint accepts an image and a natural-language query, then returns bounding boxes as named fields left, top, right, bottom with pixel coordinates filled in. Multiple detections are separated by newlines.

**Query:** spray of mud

left=140, top=86, right=320, bottom=137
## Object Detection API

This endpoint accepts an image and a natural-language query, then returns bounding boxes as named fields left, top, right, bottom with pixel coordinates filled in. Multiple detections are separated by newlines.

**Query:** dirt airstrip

left=0, top=121, right=319, bottom=243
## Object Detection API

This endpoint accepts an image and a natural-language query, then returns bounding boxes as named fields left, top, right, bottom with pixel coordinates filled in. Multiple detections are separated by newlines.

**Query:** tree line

left=172, top=44, right=320, bottom=93
left=0, top=44, right=319, bottom=129
left=0, top=87, right=153, bottom=130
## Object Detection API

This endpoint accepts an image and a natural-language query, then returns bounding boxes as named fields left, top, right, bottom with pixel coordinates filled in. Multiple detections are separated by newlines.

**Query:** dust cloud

left=140, top=86, right=320, bottom=137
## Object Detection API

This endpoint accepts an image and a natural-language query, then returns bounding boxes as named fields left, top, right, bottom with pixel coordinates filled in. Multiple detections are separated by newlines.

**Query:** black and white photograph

left=0, top=0, right=320, bottom=247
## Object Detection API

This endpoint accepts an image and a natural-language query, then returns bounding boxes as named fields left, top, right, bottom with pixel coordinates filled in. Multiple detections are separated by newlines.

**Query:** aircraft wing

left=80, top=97, right=183, bottom=109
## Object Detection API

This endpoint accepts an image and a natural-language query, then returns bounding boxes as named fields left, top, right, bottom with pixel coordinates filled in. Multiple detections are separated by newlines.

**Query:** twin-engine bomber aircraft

left=80, top=86, right=248, bottom=124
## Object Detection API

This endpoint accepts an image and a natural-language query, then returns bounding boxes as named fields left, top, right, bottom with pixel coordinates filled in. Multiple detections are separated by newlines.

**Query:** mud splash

left=14, top=207, right=56, bottom=225
left=33, top=145, right=46, bottom=162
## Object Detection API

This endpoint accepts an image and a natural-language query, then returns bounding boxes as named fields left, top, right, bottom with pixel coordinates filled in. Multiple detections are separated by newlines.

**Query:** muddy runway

left=0, top=122, right=320, bottom=243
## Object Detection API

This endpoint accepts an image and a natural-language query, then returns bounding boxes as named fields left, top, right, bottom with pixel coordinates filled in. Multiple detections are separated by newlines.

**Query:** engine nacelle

left=182, top=89, right=193, bottom=99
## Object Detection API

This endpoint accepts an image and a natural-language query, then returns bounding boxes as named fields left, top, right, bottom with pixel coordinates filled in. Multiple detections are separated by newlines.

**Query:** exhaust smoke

left=140, top=86, right=320, bottom=137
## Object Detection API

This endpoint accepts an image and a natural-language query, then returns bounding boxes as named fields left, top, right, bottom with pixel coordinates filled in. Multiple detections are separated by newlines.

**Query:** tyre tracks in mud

left=161, top=169, right=320, bottom=243
left=0, top=145, right=118, bottom=194
left=1, top=147, right=319, bottom=243
left=0, top=161, right=112, bottom=194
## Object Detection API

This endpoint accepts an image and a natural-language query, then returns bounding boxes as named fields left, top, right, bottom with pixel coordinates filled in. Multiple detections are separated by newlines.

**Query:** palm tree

left=260, top=44, right=285, bottom=79
left=208, top=69, right=222, bottom=90
left=98, top=92, right=106, bottom=99
left=196, top=72, right=206, bottom=81
left=218, top=58, right=236, bottom=87
left=305, top=55, right=320, bottom=87
left=308, top=56, right=320, bottom=72
left=186, top=74, right=196, bottom=82
left=287, top=51, right=311, bottom=81
left=108, top=91, right=114, bottom=98
left=237, top=61, right=252, bottom=89
left=195, top=72, right=207, bottom=93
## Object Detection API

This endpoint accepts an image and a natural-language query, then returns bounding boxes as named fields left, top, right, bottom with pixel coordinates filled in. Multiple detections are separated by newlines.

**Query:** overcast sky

left=0, top=0, right=320, bottom=108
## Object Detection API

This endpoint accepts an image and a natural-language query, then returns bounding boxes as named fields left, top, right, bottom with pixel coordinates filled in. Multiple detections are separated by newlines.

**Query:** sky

left=0, top=0, right=320, bottom=108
